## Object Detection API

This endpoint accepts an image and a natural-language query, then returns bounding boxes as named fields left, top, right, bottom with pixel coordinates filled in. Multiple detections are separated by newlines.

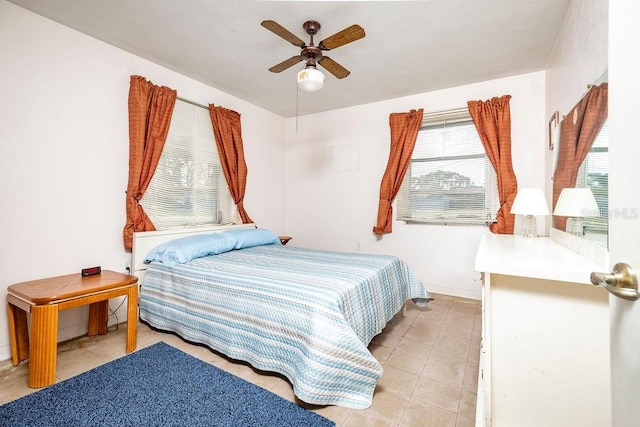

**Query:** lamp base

left=522, top=215, right=539, bottom=239
left=566, top=217, right=584, bottom=237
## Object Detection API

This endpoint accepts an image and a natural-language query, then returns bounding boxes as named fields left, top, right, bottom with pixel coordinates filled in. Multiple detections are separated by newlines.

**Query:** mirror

left=552, top=69, right=609, bottom=248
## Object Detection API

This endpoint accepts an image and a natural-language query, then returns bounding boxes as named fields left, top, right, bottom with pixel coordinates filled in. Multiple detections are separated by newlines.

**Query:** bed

left=132, top=224, right=430, bottom=409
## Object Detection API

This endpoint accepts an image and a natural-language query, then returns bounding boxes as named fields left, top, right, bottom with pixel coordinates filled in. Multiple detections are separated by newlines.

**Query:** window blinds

left=577, top=119, right=609, bottom=233
left=397, top=110, right=499, bottom=224
left=141, top=99, right=234, bottom=229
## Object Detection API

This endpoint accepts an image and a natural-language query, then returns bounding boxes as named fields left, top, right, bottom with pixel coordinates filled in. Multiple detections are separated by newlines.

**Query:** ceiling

left=8, top=0, right=570, bottom=118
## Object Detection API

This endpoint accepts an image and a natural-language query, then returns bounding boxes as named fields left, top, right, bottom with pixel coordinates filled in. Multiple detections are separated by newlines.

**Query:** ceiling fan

left=261, top=20, right=366, bottom=92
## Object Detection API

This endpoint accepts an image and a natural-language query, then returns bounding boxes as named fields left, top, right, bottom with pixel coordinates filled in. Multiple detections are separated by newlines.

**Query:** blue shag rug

left=0, top=342, right=334, bottom=426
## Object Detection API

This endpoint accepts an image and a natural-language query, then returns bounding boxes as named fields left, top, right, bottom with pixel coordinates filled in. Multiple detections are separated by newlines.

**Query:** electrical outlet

left=356, top=242, right=362, bottom=251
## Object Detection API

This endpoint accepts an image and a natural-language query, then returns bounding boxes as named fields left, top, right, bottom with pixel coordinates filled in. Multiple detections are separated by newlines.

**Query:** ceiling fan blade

left=318, top=56, right=350, bottom=79
left=261, top=20, right=306, bottom=48
left=318, top=24, right=365, bottom=50
left=269, top=56, right=304, bottom=73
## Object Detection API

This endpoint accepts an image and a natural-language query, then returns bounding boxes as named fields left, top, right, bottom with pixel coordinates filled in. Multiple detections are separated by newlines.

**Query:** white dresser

left=474, top=234, right=611, bottom=427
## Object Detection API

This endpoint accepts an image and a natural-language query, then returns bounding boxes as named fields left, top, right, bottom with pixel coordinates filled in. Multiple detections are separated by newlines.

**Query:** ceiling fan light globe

left=297, top=67, right=325, bottom=92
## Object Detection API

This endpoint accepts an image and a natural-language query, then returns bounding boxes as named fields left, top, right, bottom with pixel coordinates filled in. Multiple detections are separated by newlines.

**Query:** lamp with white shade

left=553, top=187, right=600, bottom=236
left=510, top=188, right=550, bottom=238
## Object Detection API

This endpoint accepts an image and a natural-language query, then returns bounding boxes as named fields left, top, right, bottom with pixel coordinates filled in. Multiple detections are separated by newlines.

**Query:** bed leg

left=402, top=302, right=407, bottom=317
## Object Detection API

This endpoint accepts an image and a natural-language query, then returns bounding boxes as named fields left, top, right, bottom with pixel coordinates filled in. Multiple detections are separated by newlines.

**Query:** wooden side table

left=279, top=236, right=292, bottom=245
left=6, top=270, right=138, bottom=388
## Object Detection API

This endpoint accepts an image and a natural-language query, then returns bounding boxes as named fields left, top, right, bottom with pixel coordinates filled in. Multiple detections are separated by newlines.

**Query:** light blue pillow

left=144, top=233, right=238, bottom=267
left=219, top=228, right=281, bottom=249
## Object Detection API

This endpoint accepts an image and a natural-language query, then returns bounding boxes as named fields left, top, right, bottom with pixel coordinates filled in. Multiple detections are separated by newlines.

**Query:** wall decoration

left=548, top=111, right=560, bottom=150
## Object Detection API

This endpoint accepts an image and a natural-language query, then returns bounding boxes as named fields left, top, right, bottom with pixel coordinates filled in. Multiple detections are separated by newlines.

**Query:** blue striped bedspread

left=139, top=245, right=429, bottom=409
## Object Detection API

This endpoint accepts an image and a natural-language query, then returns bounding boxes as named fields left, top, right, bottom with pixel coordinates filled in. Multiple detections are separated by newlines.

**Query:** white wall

left=284, top=72, right=547, bottom=300
left=546, top=0, right=608, bottom=121
left=0, top=1, right=286, bottom=361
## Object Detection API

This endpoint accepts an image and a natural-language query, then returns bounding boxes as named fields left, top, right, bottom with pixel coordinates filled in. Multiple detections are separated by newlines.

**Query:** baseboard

left=1, top=298, right=131, bottom=364
left=427, top=284, right=481, bottom=301
left=0, top=344, right=11, bottom=363
left=0, top=321, right=93, bottom=363
left=0, top=324, right=95, bottom=364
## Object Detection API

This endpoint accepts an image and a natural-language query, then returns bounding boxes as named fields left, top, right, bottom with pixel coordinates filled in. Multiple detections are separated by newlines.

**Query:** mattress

left=139, top=244, right=429, bottom=408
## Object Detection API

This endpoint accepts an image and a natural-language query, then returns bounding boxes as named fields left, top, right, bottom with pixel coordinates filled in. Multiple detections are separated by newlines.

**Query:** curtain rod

left=177, top=96, right=208, bottom=110
left=561, top=66, right=608, bottom=121
left=421, top=107, right=470, bottom=127
left=422, top=107, right=469, bottom=118
left=579, top=67, right=609, bottom=100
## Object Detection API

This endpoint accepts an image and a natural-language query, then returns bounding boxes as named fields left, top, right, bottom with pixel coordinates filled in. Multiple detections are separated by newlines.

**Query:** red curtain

left=123, top=76, right=177, bottom=251
left=468, top=95, right=517, bottom=234
left=552, top=83, right=608, bottom=231
left=373, top=109, right=424, bottom=235
left=208, top=105, right=253, bottom=224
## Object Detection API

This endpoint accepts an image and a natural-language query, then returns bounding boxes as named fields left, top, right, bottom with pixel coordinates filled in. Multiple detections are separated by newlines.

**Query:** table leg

left=126, top=285, right=138, bottom=353
left=29, top=304, right=58, bottom=388
left=87, top=300, right=109, bottom=336
left=7, top=302, right=30, bottom=365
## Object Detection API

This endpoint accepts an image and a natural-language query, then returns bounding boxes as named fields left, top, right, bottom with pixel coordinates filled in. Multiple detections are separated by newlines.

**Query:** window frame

left=397, top=108, right=499, bottom=226
left=140, top=99, right=235, bottom=230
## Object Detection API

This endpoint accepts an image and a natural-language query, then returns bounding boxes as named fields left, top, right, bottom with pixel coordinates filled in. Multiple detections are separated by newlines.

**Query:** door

left=608, top=2, right=640, bottom=425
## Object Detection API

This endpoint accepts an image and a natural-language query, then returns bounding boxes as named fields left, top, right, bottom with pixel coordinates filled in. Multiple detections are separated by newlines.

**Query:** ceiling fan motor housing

left=302, top=46, right=322, bottom=63
left=303, top=21, right=321, bottom=36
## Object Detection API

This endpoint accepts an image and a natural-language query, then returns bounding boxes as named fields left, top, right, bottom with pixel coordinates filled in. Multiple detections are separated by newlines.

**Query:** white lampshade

left=297, top=66, right=325, bottom=92
left=510, top=188, right=550, bottom=216
left=553, top=188, right=600, bottom=218
left=510, top=188, right=549, bottom=239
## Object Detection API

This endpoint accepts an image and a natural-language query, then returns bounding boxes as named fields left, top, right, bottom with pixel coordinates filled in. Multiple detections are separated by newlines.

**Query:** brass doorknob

left=590, top=263, right=639, bottom=301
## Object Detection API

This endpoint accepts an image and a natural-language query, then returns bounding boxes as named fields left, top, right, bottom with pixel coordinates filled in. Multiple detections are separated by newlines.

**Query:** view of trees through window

left=409, top=169, right=486, bottom=212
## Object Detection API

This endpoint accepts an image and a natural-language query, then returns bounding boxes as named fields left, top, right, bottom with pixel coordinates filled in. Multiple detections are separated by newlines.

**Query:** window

left=576, top=119, right=608, bottom=237
left=141, top=99, right=234, bottom=229
left=397, top=109, right=499, bottom=225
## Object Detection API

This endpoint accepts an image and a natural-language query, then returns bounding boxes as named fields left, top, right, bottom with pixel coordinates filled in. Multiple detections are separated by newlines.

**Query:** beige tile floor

left=0, top=293, right=481, bottom=427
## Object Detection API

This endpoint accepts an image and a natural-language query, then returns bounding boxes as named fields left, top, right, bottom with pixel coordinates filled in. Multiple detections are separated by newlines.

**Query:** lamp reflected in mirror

left=511, top=188, right=550, bottom=238
left=553, top=188, right=600, bottom=237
